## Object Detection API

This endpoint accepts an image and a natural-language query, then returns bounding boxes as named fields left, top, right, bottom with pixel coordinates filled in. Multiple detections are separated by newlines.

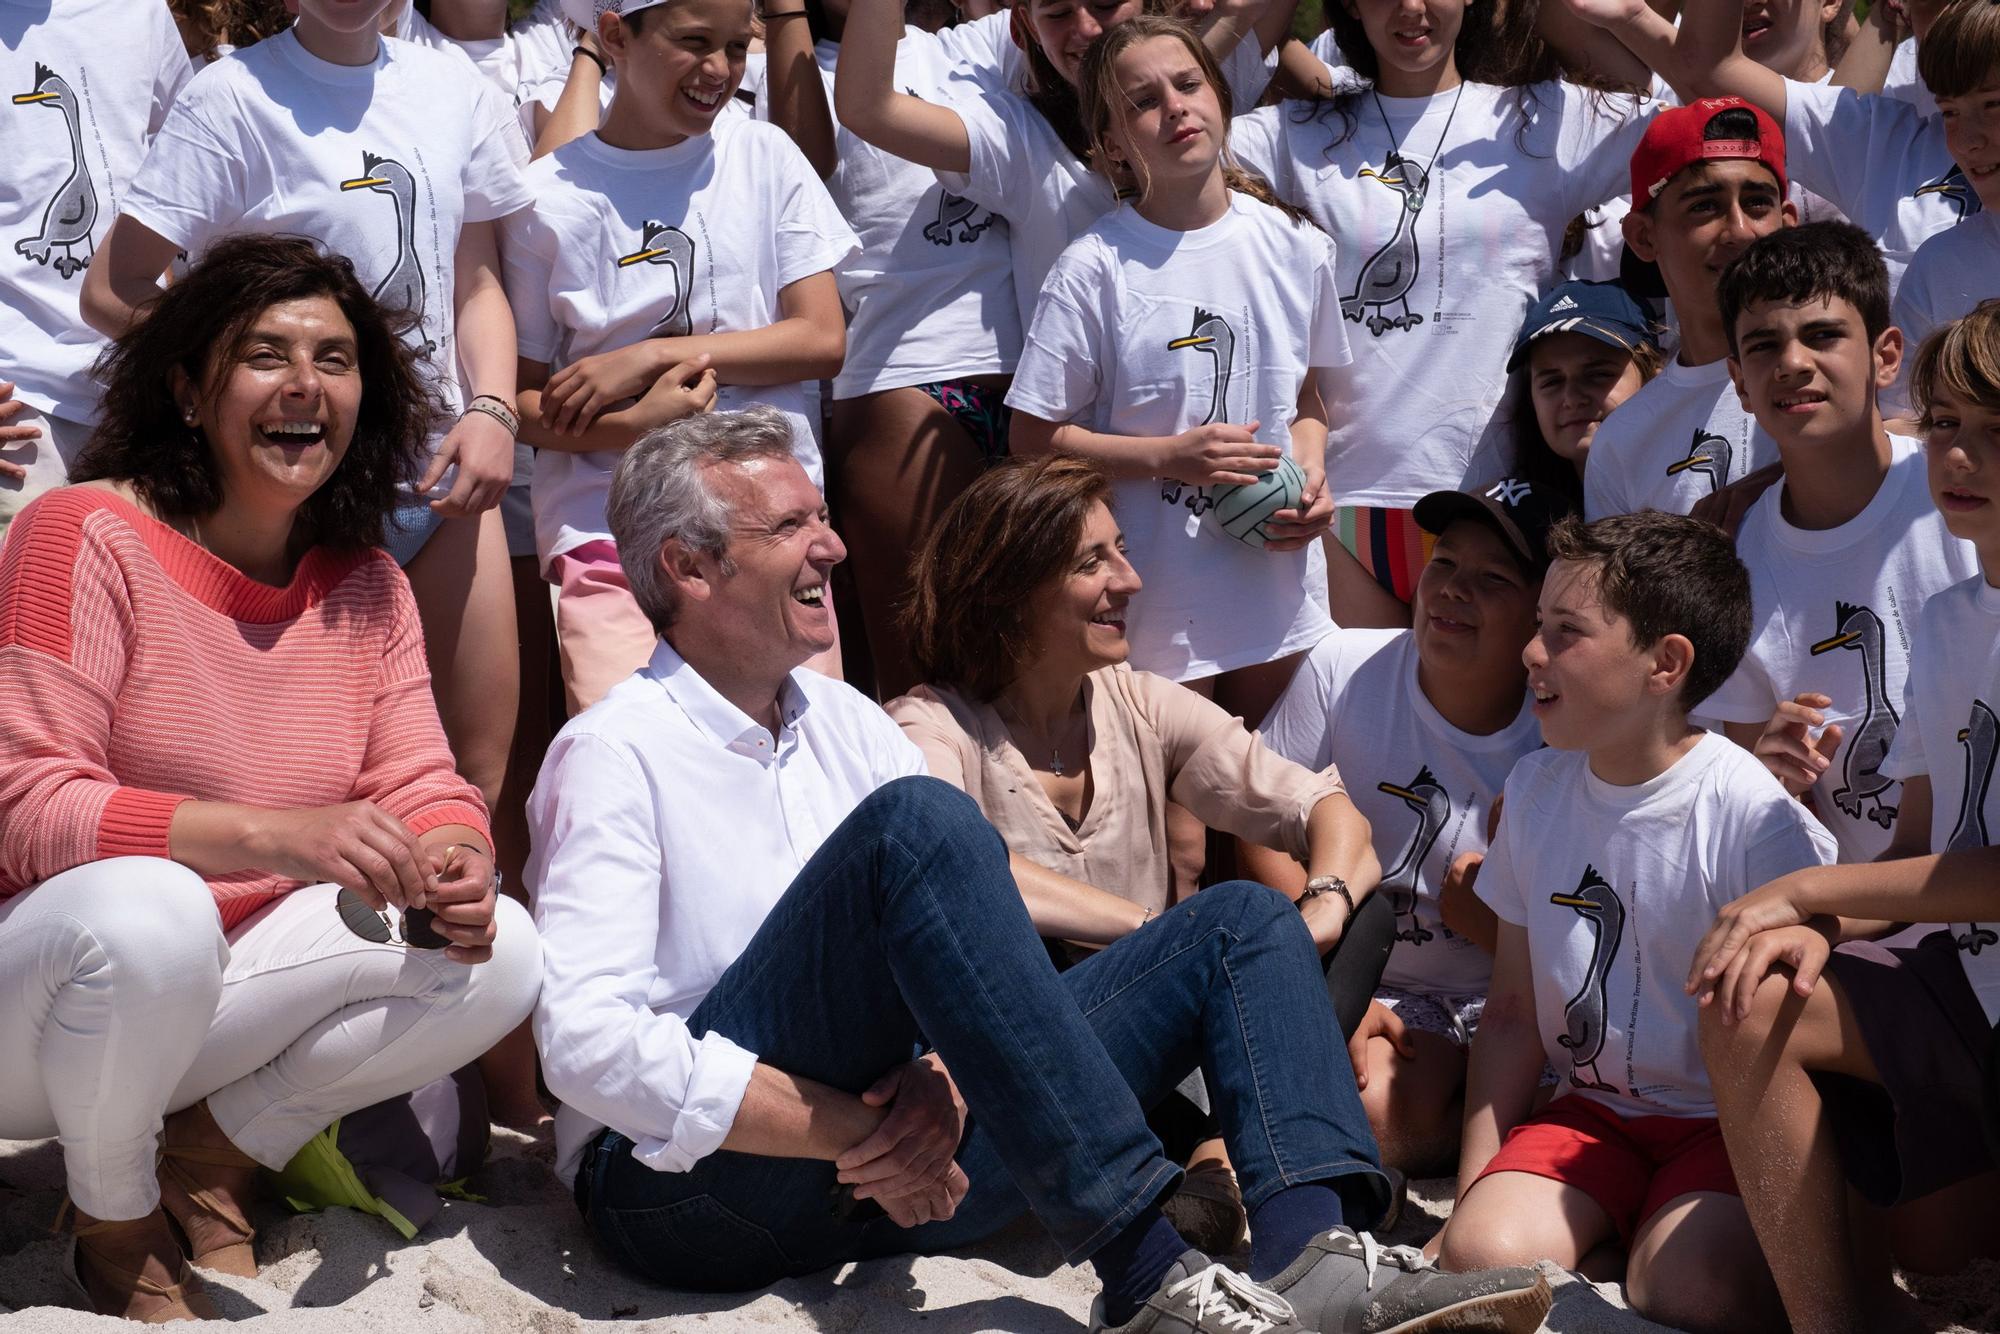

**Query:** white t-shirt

left=1884, top=211, right=1999, bottom=418
left=1697, top=437, right=1980, bottom=863
left=1582, top=355, right=1779, bottom=520
left=1263, top=628, right=1539, bottom=997
left=1882, top=37, right=1937, bottom=120
left=502, top=117, right=856, bottom=567
left=1233, top=82, right=1653, bottom=508
left=1784, top=78, right=1980, bottom=295
left=816, top=31, right=1018, bottom=399
left=393, top=0, right=573, bottom=140
left=1478, top=732, right=1838, bottom=1118
left=0, top=0, right=190, bottom=423
left=1007, top=193, right=1346, bottom=681
left=936, top=86, right=1117, bottom=347
left=124, top=31, right=532, bottom=428
left=1881, top=572, right=2000, bottom=1024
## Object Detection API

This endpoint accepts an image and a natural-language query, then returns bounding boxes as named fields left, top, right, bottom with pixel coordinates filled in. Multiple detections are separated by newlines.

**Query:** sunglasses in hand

left=336, top=886, right=449, bottom=950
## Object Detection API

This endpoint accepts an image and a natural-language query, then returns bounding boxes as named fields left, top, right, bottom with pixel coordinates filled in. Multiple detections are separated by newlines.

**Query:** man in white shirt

left=526, top=409, right=1553, bottom=1334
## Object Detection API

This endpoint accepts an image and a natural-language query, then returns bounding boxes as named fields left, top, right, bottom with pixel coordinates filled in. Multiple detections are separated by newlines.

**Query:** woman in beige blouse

left=889, top=456, right=1392, bottom=1247
left=890, top=456, right=1382, bottom=949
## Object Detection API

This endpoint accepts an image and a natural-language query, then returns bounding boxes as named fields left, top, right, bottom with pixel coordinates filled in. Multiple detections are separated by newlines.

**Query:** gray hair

left=607, top=407, right=798, bottom=632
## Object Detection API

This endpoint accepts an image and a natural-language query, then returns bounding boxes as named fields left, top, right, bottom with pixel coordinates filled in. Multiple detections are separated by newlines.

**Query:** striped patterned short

left=1333, top=504, right=1436, bottom=604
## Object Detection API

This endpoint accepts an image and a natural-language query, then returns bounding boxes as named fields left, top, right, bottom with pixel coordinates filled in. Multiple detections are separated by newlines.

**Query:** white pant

left=0, top=858, right=542, bottom=1220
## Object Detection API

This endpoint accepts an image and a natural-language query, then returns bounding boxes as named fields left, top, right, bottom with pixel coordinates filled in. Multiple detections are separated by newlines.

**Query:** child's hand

left=1693, top=922, right=1833, bottom=1024
left=1754, top=692, right=1844, bottom=796
left=0, top=380, right=41, bottom=481
left=632, top=355, right=717, bottom=429
left=542, top=343, right=669, bottom=435
left=1159, top=422, right=1277, bottom=488
left=1346, top=999, right=1418, bottom=1091
left=1264, top=458, right=1334, bottom=550
left=1685, top=875, right=1815, bottom=1000
left=421, top=407, right=514, bottom=516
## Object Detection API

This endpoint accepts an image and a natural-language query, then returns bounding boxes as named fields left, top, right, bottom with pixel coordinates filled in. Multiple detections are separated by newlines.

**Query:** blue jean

left=576, top=777, right=1385, bottom=1292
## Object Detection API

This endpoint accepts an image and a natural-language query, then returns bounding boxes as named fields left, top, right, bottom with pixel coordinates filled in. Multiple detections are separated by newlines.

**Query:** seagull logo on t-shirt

left=1915, top=164, right=1985, bottom=222
left=340, top=152, right=438, bottom=354
left=1343, top=152, right=1429, bottom=337
left=11, top=62, right=100, bottom=280
left=1550, top=865, right=1625, bottom=1094
left=617, top=221, right=698, bottom=338
left=1949, top=700, right=1999, bottom=955
left=922, top=191, right=995, bottom=246
left=1809, top=601, right=1903, bottom=831
left=1663, top=429, right=1733, bottom=494
left=1376, top=767, right=1451, bottom=945
left=1160, top=308, right=1240, bottom=515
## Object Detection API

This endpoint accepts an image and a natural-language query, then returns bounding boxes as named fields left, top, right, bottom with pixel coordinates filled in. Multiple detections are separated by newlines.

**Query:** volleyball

left=1205, top=456, right=1306, bottom=548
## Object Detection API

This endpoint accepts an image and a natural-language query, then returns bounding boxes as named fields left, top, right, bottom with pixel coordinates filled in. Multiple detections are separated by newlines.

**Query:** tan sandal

left=157, top=1140, right=260, bottom=1278
left=57, top=1203, right=217, bottom=1323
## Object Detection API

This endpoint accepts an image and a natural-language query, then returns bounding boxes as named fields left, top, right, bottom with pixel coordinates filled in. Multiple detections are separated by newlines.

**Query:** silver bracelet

left=462, top=396, right=520, bottom=437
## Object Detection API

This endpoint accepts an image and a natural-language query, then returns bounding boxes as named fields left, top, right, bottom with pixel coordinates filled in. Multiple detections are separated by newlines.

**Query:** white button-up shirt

left=527, top=639, right=927, bottom=1187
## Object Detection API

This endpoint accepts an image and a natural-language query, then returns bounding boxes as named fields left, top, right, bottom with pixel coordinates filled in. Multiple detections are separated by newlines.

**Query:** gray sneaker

left=1263, top=1230, right=1550, bottom=1334
left=1091, top=1250, right=1320, bottom=1334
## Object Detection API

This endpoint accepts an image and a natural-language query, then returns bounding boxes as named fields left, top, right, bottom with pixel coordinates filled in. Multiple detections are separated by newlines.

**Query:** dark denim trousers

left=575, top=777, right=1386, bottom=1292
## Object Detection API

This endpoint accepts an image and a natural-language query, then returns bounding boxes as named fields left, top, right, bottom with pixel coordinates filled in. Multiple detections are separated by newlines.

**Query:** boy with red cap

left=1583, top=97, right=1791, bottom=522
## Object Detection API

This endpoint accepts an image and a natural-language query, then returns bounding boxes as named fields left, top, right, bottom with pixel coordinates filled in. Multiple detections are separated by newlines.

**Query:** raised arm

left=1562, top=0, right=1785, bottom=115
left=1831, top=0, right=1902, bottom=93
left=761, top=6, right=837, bottom=178
left=833, top=0, right=971, bottom=173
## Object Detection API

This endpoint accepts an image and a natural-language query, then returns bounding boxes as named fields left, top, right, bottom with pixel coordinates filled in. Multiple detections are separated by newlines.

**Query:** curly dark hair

left=73, top=233, right=440, bottom=550
left=904, top=456, right=1116, bottom=700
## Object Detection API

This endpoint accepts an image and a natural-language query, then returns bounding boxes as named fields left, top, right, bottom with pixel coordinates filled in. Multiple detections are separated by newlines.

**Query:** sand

left=3, top=1129, right=1996, bottom=1332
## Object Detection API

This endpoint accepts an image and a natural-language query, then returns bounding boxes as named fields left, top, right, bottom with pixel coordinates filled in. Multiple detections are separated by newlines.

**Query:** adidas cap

left=1507, top=279, right=1659, bottom=373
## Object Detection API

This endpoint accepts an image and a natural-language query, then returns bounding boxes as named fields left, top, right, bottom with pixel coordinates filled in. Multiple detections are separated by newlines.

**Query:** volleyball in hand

left=1205, top=456, right=1306, bottom=548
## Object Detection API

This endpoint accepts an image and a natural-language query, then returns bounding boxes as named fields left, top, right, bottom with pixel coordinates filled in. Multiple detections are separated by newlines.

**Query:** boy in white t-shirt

left=1254, top=477, right=1567, bottom=1177
left=502, top=0, right=855, bottom=713
left=1697, top=222, right=1978, bottom=865
left=1583, top=98, right=1789, bottom=522
left=1689, top=302, right=2000, bottom=1333
left=1574, top=0, right=1979, bottom=292
left=1881, top=6, right=2000, bottom=418
left=1435, top=510, right=1836, bottom=1334
left=0, top=0, right=190, bottom=536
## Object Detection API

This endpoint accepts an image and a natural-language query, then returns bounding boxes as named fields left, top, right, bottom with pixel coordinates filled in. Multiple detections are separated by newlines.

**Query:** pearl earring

left=183, top=407, right=198, bottom=425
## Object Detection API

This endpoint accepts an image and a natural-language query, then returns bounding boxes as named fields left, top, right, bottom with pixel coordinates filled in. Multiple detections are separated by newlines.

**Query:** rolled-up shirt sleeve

left=527, top=731, right=758, bottom=1172
left=1137, top=671, right=1344, bottom=860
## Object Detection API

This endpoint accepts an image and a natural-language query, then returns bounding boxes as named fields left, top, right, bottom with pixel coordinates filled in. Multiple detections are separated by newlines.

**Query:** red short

left=1472, top=1093, right=1738, bottom=1246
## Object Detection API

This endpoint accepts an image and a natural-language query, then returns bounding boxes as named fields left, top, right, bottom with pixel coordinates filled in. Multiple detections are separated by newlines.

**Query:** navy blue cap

left=1507, top=280, right=1660, bottom=374
left=1414, top=476, right=1578, bottom=577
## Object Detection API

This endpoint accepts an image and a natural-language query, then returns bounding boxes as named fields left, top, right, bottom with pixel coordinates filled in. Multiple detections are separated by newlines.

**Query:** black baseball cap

left=1507, top=279, right=1660, bottom=373
left=1414, top=477, right=1577, bottom=577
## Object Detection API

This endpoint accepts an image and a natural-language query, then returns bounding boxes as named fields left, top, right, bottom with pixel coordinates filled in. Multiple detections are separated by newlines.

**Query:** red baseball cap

left=1629, top=97, right=1787, bottom=210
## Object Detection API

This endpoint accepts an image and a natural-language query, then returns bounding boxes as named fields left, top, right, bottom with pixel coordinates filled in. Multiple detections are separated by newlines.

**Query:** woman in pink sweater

left=0, top=235, right=541, bottom=1323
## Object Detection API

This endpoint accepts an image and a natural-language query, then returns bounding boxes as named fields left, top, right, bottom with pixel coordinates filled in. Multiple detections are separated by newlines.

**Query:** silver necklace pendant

left=1049, top=748, right=1065, bottom=777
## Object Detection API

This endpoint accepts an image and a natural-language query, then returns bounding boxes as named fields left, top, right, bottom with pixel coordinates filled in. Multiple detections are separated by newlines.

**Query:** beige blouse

left=885, top=665, right=1346, bottom=915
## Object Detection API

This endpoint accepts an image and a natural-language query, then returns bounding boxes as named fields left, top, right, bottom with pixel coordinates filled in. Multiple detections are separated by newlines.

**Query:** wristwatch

left=1299, top=874, right=1355, bottom=919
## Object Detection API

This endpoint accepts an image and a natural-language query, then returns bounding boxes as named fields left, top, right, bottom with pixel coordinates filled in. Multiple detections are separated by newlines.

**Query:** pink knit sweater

left=0, top=488, right=489, bottom=929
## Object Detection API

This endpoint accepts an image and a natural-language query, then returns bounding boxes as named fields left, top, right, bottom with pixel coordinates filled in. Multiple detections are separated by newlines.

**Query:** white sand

left=3, top=1130, right=1995, bottom=1332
